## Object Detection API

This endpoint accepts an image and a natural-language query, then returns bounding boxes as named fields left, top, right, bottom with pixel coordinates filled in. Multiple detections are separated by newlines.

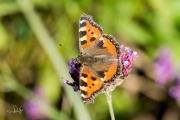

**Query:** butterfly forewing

left=79, top=14, right=103, bottom=54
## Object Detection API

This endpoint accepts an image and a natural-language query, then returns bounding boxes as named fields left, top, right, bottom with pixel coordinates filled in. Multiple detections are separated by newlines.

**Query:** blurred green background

left=1, top=0, right=180, bottom=120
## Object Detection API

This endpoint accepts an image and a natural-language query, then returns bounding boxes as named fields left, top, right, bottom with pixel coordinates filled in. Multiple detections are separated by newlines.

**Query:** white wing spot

left=80, top=20, right=84, bottom=24
left=81, top=93, right=86, bottom=98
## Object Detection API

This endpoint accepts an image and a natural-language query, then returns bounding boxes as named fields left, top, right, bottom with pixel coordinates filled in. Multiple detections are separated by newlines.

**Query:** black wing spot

left=81, top=40, right=87, bottom=45
left=80, top=22, right=86, bottom=28
left=91, top=32, right=94, bottom=34
left=96, top=40, right=104, bottom=48
left=81, top=90, right=87, bottom=95
left=90, top=37, right=96, bottom=42
left=92, top=83, right=94, bottom=86
left=81, top=73, right=88, bottom=78
left=80, top=79, right=87, bottom=87
left=91, top=76, right=96, bottom=81
left=79, top=31, right=87, bottom=38
left=97, top=71, right=105, bottom=78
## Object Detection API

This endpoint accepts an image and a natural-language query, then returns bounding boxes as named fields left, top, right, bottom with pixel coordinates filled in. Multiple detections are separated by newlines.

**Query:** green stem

left=105, top=91, right=115, bottom=120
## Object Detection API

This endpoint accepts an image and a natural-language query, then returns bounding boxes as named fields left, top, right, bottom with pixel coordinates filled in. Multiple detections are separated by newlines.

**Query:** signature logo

left=6, top=105, right=23, bottom=114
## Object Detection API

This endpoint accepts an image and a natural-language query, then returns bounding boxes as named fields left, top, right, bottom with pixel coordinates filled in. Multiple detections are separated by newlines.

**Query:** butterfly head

left=73, top=56, right=82, bottom=64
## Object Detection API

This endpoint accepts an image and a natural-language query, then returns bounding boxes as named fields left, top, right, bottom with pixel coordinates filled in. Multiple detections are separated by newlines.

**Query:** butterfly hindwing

left=89, top=34, right=121, bottom=83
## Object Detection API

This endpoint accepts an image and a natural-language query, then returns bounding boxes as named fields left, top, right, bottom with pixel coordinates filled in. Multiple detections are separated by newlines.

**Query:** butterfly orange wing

left=79, top=13, right=103, bottom=54
left=80, top=65, right=104, bottom=104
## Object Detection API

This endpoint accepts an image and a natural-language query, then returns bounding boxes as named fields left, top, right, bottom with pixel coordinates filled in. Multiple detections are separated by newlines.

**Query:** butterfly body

left=74, top=13, right=123, bottom=104
left=75, top=55, right=114, bottom=65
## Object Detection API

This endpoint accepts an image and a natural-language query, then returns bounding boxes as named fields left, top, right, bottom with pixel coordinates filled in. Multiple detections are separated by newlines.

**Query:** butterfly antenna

left=59, top=44, right=76, bottom=81
left=60, top=70, right=72, bottom=83
left=59, top=44, right=74, bottom=55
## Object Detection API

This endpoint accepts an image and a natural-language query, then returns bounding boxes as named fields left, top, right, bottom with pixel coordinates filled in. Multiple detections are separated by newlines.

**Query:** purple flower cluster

left=64, top=58, right=80, bottom=92
left=64, top=45, right=138, bottom=92
left=155, top=48, right=175, bottom=86
left=24, top=88, right=48, bottom=120
left=120, top=45, right=138, bottom=78
left=154, top=47, right=180, bottom=103
left=169, top=75, right=180, bottom=102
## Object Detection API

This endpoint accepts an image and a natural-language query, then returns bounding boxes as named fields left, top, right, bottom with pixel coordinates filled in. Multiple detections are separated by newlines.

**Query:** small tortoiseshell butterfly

left=65, top=13, right=138, bottom=104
